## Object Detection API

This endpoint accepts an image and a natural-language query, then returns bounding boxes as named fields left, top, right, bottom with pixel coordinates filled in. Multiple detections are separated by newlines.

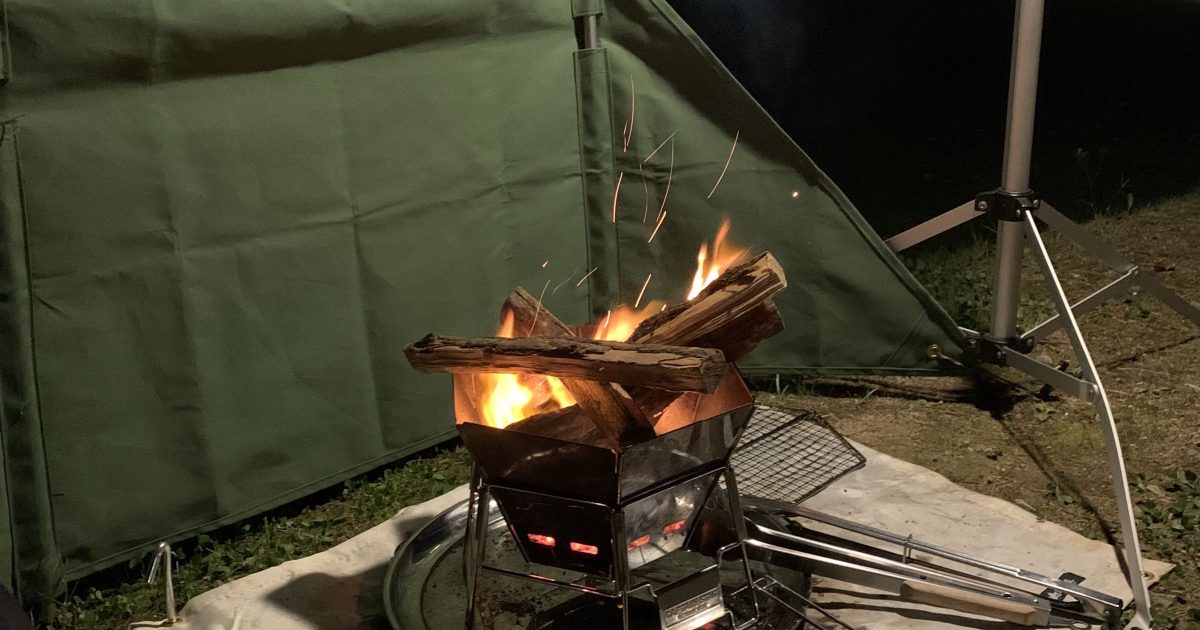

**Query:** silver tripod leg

left=885, top=201, right=984, bottom=253
left=1022, top=203, right=1200, bottom=342
left=1022, top=212, right=1153, bottom=630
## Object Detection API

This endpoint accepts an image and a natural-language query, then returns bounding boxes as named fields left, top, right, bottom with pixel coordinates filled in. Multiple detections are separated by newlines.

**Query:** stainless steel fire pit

left=456, top=368, right=763, bottom=629
left=381, top=491, right=819, bottom=630
left=384, top=396, right=1123, bottom=629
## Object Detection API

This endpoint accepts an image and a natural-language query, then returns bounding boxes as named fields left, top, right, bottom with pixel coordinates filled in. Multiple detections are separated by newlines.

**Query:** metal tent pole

left=878, top=0, right=1200, bottom=625
left=990, top=0, right=1045, bottom=341
left=982, top=4, right=1155, bottom=624
left=581, top=13, right=599, bottom=48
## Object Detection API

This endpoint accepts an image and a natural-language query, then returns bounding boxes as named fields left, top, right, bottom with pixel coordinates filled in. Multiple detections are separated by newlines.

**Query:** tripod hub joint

left=976, top=189, right=1041, bottom=222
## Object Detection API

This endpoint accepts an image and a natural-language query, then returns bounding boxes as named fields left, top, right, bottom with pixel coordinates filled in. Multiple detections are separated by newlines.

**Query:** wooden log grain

left=506, top=405, right=617, bottom=449
left=686, top=300, right=784, bottom=363
left=630, top=251, right=787, bottom=348
left=405, top=334, right=727, bottom=393
left=625, top=254, right=787, bottom=420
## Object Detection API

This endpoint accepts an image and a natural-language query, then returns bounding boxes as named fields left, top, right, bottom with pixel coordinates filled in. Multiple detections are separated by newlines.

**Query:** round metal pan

left=382, top=497, right=812, bottom=629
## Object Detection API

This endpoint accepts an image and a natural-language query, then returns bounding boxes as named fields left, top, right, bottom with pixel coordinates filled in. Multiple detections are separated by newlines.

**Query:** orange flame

left=592, top=302, right=664, bottom=342
left=687, top=219, right=746, bottom=300
left=477, top=311, right=575, bottom=429
left=476, top=220, right=743, bottom=428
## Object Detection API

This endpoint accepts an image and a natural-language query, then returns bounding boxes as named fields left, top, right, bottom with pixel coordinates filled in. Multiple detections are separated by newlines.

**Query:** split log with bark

left=630, top=252, right=787, bottom=353
left=627, top=252, right=787, bottom=418
left=404, top=250, right=788, bottom=447
left=404, top=334, right=727, bottom=393
left=506, top=405, right=613, bottom=448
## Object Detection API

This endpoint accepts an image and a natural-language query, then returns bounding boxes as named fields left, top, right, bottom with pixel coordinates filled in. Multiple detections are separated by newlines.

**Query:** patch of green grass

left=744, top=373, right=813, bottom=397
left=901, top=234, right=998, bottom=331
left=1130, top=469, right=1200, bottom=629
left=900, top=233, right=1057, bottom=333
left=52, top=447, right=472, bottom=630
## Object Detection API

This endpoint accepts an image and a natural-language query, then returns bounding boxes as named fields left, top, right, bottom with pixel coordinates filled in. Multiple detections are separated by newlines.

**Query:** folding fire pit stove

left=397, top=249, right=825, bottom=628
left=393, top=394, right=1128, bottom=630
left=397, top=249, right=1126, bottom=628
left=455, top=368, right=768, bottom=630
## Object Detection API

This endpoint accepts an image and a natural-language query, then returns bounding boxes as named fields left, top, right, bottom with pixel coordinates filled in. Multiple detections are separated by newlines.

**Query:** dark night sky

left=669, top=0, right=1200, bottom=236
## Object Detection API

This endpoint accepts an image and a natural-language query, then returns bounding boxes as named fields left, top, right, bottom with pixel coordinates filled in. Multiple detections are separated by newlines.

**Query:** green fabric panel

left=0, top=122, right=61, bottom=603
left=0, top=0, right=966, bottom=597
left=0, top=5, right=9, bottom=85
left=575, top=48, right=620, bottom=317
left=0, top=414, right=11, bottom=595
left=2, top=0, right=591, bottom=589
left=600, top=0, right=966, bottom=373
left=0, top=127, right=18, bottom=596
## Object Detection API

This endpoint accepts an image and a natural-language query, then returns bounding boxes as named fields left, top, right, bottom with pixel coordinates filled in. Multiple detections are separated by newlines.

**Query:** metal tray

left=381, top=498, right=815, bottom=629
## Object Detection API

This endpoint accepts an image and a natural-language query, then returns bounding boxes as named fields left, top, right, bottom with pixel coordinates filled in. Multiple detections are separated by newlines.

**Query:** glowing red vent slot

left=527, top=534, right=556, bottom=547
left=570, top=542, right=599, bottom=555
left=663, top=519, right=686, bottom=535
left=627, top=534, right=651, bottom=550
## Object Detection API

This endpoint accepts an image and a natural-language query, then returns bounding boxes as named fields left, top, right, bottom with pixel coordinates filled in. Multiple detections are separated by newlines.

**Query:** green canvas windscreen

left=0, top=0, right=965, bottom=601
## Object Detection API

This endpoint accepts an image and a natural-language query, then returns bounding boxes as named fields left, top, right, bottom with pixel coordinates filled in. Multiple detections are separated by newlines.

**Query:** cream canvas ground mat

left=148, top=443, right=1170, bottom=629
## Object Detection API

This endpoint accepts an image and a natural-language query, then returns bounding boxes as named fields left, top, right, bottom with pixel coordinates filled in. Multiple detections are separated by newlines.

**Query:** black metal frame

left=462, top=463, right=762, bottom=630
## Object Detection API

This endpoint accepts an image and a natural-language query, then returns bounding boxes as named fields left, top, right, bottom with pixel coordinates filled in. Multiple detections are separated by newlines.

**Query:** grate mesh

left=731, top=405, right=866, bottom=505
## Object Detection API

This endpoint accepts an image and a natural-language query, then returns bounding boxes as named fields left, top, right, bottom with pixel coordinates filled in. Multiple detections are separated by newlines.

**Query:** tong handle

left=901, top=580, right=1041, bottom=626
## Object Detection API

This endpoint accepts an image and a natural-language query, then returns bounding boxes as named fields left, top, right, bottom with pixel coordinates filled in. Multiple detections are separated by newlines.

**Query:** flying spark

left=648, top=210, right=666, bottom=243
left=541, top=260, right=549, bottom=268
left=643, top=130, right=678, bottom=163
left=707, top=130, right=740, bottom=199
left=611, top=171, right=624, bottom=223
left=639, top=164, right=650, bottom=223
left=790, top=190, right=800, bottom=199
left=551, top=269, right=578, bottom=295
left=634, top=274, right=652, bottom=308
left=575, top=267, right=598, bottom=287
left=656, top=141, right=674, bottom=219
left=623, top=75, right=636, bottom=152
left=527, top=278, right=552, bottom=336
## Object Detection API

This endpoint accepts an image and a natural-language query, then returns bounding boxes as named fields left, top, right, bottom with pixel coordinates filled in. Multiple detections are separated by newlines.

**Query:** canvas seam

left=10, top=122, right=64, bottom=596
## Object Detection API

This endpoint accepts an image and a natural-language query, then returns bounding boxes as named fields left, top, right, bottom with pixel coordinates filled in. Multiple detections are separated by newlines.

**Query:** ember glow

left=477, top=311, right=575, bottom=428
left=476, top=219, right=744, bottom=428
left=687, top=219, right=746, bottom=300
left=593, top=303, right=663, bottom=342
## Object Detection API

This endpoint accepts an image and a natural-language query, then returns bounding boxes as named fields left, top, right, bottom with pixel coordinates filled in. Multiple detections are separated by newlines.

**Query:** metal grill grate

left=731, top=405, right=865, bottom=505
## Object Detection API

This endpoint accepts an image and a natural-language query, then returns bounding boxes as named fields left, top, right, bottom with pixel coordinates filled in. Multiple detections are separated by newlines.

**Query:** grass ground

left=761, top=192, right=1200, bottom=628
left=51, top=193, right=1200, bottom=628
left=50, top=449, right=473, bottom=629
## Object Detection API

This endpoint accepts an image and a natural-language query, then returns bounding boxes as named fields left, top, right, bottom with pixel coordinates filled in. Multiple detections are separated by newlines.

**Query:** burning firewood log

left=501, top=288, right=656, bottom=444
left=404, top=250, right=787, bottom=447
left=505, top=405, right=616, bottom=449
left=627, top=252, right=788, bottom=419
left=630, top=252, right=787, bottom=350
left=404, top=334, right=728, bottom=393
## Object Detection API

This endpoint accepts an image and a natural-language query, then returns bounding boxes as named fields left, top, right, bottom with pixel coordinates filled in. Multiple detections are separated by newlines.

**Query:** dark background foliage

left=668, top=0, right=1200, bottom=235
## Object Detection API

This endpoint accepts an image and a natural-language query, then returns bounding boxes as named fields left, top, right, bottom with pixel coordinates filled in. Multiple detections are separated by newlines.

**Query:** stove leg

left=463, top=466, right=479, bottom=588
left=723, top=466, right=761, bottom=625
left=611, top=509, right=631, bottom=630
left=464, top=467, right=491, bottom=629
